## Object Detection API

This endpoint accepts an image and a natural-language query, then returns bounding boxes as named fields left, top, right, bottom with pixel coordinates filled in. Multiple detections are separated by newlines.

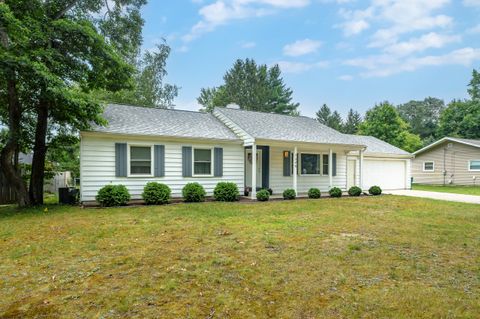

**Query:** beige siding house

left=80, top=104, right=412, bottom=203
left=412, top=137, right=480, bottom=185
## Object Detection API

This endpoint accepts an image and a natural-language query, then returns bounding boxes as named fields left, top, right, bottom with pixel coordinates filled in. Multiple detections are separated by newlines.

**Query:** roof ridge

left=216, top=106, right=315, bottom=120
left=108, top=103, right=207, bottom=115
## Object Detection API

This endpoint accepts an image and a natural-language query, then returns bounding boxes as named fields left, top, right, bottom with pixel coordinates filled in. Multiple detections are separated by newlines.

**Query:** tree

left=197, top=58, right=299, bottom=115
left=342, top=109, right=362, bottom=134
left=397, top=97, right=445, bottom=140
left=0, top=0, right=144, bottom=206
left=315, top=104, right=343, bottom=131
left=437, top=99, right=480, bottom=139
left=96, top=42, right=179, bottom=108
left=468, top=68, right=480, bottom=101
left=359, top=102, right=422, bottom=153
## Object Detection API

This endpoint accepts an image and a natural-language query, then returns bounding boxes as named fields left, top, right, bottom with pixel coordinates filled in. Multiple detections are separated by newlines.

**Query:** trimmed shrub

left=283, top=188, right=296, bottom=200
left=348, top=186, right=362, bottom=197
left=182, top=182, right=206, bottom=202
left=142, top=182, right=171, bottom=205
left=308, top=188, right=321, bottom=199
left=329, top=187, right=342, bottom=198
left=214, top=182, right=239, bottom=202
left=369, top=185, right=382, bottom=196
left=256, top=189, right=270, bottom=201
left=96, top=184, right=130, bottom=207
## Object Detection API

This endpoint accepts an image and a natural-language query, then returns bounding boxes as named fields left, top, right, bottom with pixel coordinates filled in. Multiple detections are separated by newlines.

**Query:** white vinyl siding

left=80, top=135, right=244, bottom=202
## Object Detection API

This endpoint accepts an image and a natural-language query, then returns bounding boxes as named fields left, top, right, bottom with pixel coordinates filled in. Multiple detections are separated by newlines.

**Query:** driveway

left=387, top=190, right=480, bottom=204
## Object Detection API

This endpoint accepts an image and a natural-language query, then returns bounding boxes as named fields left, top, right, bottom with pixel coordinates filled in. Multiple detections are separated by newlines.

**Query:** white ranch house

left=80, top=104, right=412, bottom=203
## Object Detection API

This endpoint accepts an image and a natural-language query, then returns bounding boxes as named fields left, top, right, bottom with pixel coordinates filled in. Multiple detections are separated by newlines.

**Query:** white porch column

left=251, top=143, right=257, bottom=199
left=328, top=148, right=333, bottom=188
left=293, top=146, right=298, bottom=194
left=359, top=149, right=364, bottom=190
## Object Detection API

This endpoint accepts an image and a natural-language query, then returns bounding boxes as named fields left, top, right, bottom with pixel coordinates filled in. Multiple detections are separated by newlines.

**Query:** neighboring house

left=79, top=104, right=412, bottom=203
left=412, top=137, right=480, bottom=186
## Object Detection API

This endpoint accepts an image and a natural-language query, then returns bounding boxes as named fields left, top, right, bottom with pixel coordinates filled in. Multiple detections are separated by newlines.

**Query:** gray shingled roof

left=450, top=137, right=480, bottom=147
left=89, top=104, right=239, bottom=141
left=346, top=135, right=411, bottom=155
left=215, top=107, right=364, bottom=146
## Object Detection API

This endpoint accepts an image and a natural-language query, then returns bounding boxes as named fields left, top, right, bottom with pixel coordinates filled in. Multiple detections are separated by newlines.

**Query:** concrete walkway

left=387, top=190, right=480, bottom=204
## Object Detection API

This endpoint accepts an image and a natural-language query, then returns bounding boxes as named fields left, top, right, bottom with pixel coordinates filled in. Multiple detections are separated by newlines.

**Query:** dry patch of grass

left=0, top=196, right=479, bottom=318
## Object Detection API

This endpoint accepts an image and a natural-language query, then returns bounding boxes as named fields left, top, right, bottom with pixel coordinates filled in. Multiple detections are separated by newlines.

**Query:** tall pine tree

left=343, top=109, right=362, bottom=134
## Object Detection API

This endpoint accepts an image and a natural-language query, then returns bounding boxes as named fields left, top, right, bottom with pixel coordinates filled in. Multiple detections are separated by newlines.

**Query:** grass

left=413, top=183, right=480, bottom=195
left=0, top=196, right=479, bottom=318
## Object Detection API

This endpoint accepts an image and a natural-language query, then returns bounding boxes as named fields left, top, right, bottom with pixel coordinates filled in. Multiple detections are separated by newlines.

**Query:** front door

left=347, top=159, right=356, bottom=189
left=245, top=150, right=262, bottom=188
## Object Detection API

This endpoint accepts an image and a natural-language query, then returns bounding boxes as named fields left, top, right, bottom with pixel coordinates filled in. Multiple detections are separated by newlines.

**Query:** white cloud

left=467, top=24, right=480, bottom=34
left=338, top=74, right=354, bottom=81
left=337, top=7, right=373, bottom=36
left=345, top=47, right=480, bottom=77
left=241, top=41, right=256, bottom=48
left=384, top=32, right=460, bottom=57
left=183, top=0, right=310, bottom=42
left=283, top=39, right=322, bottom=56
left=276, top=60, right=329, bottom=74
left=463, top=0, right=480, bottom=6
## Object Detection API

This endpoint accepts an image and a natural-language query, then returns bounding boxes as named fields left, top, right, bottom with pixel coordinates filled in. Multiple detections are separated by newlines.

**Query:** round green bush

left=348, top=186, right=362, bottom=197
left=256, top=189, right=270, bottom=201
left=283, top=188, right=296, bottom=200
left=308, top=188, right=321, bottom=199
left=214, top=182, right=239, bottom=202
left=329, top=187, right=342, bottom=198
left=96, top=184, right=130, bottom=207
left=369, top=185, right=382, bottom=196
left=182, top=182, right=206, bottom=202
left=142, top=182, right=171, bottom=205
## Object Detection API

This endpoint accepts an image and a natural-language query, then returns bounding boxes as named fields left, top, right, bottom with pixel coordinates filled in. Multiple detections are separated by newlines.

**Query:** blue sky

left=140, top=0, right=480, bottom=117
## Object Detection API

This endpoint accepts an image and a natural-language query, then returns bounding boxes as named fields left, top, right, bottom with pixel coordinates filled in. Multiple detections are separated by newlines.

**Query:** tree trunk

left=0, top=77, right=30, bottom=207
left=29, top=101, right=49, bottom=205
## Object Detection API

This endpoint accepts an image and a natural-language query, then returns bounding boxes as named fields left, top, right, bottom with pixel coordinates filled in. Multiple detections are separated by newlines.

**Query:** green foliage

left=343, top=109, right=362, bottom=134
left=307, top=188, right=321, bottom=199
left=283, top=188, right=296, bottom=200
left=468, top=68, right=480, bottom=101
left=316, top=104, right=343, bottom=131
left=197, top=58, right=299, bottom=115
left=437, top=99, right=480, bottom=139
left=348, top=186, right=362, bottom=196
left=213, top=182, right=239, bottom=202
left=182, top=182, right=206, bottom=203
left=397, top=97, right=445, bottom=141
left=96, top=184, right=131, bottom=207
left=142, top=182, right=171, bottom=205
left=46, top=135, right=80, bottom=178
left=256, top=189, right=270, bottom=201
left=369, top=186, right=382, bottom=196
left=359, top=102, right=422, bottom=153
left=329, top=187, right=342, bottom=198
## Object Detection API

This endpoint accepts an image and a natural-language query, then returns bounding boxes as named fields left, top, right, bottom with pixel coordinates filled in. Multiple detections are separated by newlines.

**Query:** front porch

left=244, top=141, right=366, bottom=199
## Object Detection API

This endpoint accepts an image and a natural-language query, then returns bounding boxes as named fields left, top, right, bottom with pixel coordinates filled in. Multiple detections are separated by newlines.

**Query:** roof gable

left=413, top=137, right=480, bottom=155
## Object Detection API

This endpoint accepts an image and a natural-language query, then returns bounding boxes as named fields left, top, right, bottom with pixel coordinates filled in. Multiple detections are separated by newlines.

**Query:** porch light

left=284, top=151, right=289, bottom=158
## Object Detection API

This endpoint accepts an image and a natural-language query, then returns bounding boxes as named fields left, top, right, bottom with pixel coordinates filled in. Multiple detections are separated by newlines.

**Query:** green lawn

left=413, top=183, right=480, bottom=195
left=1, top=197, right=479, bottom=318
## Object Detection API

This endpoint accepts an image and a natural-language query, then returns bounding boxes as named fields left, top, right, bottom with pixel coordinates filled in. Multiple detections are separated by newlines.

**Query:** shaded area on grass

left=0, top=197, right=479, bottom=318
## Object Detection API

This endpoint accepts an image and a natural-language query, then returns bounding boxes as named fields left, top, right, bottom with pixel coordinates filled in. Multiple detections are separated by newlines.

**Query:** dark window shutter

left=333, top=153, right=337, bottom=176
left=115, top=143, right=127, bottom=177
left=214, top=147, right=223, bottom=177
left=283, top=151, right=291, bottom=176
left=154, top=145, right=165, bottom=177
left=182, top=146, right=192, bottom=177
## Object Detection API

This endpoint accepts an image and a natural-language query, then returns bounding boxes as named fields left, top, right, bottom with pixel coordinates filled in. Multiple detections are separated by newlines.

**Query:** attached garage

left=363, top=158, right=408, bottom=190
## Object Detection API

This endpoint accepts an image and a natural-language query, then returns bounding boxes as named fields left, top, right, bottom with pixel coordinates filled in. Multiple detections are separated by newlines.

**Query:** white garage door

left=364, top=159, right=406, bottom=190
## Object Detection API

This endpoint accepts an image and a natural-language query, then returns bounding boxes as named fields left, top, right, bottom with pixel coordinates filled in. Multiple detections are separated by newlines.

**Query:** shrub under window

left=308, top=188, right=321, bottom=199
left=96, top=184, right=130, bottom=207
left=182, top=182, right=206, bottom=202
left=283, top=188, right=296, bottom=200
left=369, top=186, right=382, bottom=196
left=142, top=182, right=171, bottom=205
left=348, top=186, right=362, bottom=197
left=256, top=189, right=270, bottom=201
left=214, top=182, right=239, bottom=202
left=329, top=187, right=342, bottom=198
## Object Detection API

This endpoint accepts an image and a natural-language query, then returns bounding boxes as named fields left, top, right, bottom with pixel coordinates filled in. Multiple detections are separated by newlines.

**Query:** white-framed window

left=469, top=160, right=480, bottom=171
left=129, top=145, right=153, bottom=177
left=423, top=161, right=435, bottom=172
left=300, top=153, right=321, bottom=175
left=322, top=154, right=329, bottom=175
left=193, top=148, right=213, bottom=176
